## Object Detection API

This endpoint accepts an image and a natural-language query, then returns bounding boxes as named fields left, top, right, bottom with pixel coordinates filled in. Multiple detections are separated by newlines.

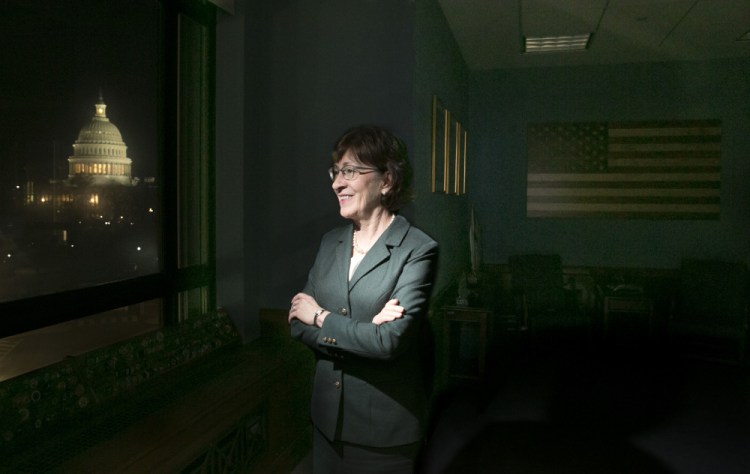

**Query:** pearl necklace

left=353, top=214, right=395, bottom=255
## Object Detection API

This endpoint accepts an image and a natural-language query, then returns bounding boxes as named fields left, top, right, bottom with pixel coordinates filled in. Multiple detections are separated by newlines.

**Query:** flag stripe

left=528, top=188, right=720, bottom=198
left=608, top=158, right=719, bottom=168
left=529, top=197, right=719, bottom=205
left=527, top=181, right=719, bottom=190
left=527, top=210, right=719, bottom=220
left=608, top=150, right=719, bottom=158
left=526, top=120, right=721, bottom=219
left=528, top=172, right=720, bottom=182
left=608, top=127, right=721, bottom=137
left=527, top=202, right=720, bottom=213
left=608, top=142, right=720, bottom=152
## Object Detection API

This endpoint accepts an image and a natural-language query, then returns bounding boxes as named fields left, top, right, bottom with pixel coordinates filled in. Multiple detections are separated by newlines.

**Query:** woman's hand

left=372, top=298, right=404, bottom=325
left=288, top=292, right=323, bottom=325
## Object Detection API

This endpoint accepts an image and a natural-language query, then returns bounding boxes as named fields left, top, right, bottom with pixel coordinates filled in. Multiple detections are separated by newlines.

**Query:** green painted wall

left=414, top=0, right=472, bottom=294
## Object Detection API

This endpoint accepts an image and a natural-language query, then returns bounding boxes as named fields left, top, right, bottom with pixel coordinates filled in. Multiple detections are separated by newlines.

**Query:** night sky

left=0, top=0, right=161, bottom=184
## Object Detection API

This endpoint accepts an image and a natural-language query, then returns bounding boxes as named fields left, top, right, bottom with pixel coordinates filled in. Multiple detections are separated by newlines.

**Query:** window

left=0, top=0, right=216, bottom=381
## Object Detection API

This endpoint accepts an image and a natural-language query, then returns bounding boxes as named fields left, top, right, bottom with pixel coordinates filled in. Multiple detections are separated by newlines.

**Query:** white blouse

left=349, top=253, right=365, bottom=280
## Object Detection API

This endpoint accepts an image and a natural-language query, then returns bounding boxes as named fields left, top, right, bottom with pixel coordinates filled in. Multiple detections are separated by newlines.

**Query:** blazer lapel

left=348, top=216, right=409, bottom=290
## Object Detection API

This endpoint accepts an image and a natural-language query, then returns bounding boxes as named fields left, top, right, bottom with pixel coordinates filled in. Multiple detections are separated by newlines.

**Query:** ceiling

left=437, top=0, right=750, bottom=70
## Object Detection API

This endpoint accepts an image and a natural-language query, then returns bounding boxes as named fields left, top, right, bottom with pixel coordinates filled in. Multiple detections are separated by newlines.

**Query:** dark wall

left=216, top=1, right=252, bottom=339
left=231, top=0, right=417, bottom=339
left=469, top=59, right=750, bottom=269
left=414, top=0, right=471, bottom=292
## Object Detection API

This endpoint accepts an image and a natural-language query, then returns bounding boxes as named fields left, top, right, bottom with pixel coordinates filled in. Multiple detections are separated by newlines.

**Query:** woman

left=288, top=125, right=438, bottom=473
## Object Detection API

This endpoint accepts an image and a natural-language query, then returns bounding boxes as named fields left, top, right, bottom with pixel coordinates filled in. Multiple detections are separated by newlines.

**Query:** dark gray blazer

left=291, top=215, right=438, bottom=448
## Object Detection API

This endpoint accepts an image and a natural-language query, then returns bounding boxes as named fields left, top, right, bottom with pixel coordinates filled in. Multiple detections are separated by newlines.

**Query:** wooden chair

left=509, top=254, right=589, bottom=346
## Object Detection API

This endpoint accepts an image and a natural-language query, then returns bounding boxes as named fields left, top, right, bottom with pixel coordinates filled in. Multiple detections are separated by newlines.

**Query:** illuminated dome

left=68, top=93, right=133, bottom=185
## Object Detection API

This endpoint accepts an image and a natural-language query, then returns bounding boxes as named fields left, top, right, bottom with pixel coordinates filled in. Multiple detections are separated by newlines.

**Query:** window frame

left=0, top=0, right=217, bottom=339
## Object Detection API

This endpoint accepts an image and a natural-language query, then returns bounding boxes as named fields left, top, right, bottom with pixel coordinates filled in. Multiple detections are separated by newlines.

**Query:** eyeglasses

left=328, top=165, right=379, bottom=181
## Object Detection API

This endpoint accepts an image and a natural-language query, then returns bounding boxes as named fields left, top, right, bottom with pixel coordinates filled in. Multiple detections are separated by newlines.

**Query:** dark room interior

left=1, top=0, right=749, bottom=472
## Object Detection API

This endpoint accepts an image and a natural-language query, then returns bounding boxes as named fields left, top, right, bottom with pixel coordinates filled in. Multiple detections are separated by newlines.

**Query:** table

left=442, top=306, right=490, bottom=379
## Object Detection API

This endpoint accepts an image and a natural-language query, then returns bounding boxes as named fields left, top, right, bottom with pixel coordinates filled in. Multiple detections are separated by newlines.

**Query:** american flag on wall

left=526, top=120, right=721, bottom=219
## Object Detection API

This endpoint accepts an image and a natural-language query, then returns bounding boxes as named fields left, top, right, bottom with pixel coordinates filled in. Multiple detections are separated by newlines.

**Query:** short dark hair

left=332, top=125, right=413, bottom=212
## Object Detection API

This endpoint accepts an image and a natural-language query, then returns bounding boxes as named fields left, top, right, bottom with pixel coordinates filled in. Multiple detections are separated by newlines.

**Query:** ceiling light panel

left=524, top=34, right=591, bottom=53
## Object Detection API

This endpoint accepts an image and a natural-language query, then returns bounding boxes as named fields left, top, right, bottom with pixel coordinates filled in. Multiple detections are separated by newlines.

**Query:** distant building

left=23, top=92, right=154, bottom=223
left=67, top=92, right=134, bottom=186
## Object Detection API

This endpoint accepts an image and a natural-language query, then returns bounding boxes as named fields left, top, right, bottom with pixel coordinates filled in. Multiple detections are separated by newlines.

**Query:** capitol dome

left=68, top=94, right=133, bottom=185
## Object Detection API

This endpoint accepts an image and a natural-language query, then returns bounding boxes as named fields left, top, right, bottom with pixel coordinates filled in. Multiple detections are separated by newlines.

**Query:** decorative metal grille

left=183, top=408, right=267, bottom=474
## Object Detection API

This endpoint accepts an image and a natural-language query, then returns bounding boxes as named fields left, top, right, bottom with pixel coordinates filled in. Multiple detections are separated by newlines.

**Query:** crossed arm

left=289, top=239, right=437, bottom=361
left=288, top=295, right=404, bottom=327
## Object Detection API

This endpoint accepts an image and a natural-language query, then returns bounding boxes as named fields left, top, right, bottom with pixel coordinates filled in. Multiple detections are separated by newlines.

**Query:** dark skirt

left=313, top=426, right=422, bottom=474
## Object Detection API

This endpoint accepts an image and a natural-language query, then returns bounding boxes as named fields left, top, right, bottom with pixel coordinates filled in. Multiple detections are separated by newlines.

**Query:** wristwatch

left=313, top=308, right=325, bottom=327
